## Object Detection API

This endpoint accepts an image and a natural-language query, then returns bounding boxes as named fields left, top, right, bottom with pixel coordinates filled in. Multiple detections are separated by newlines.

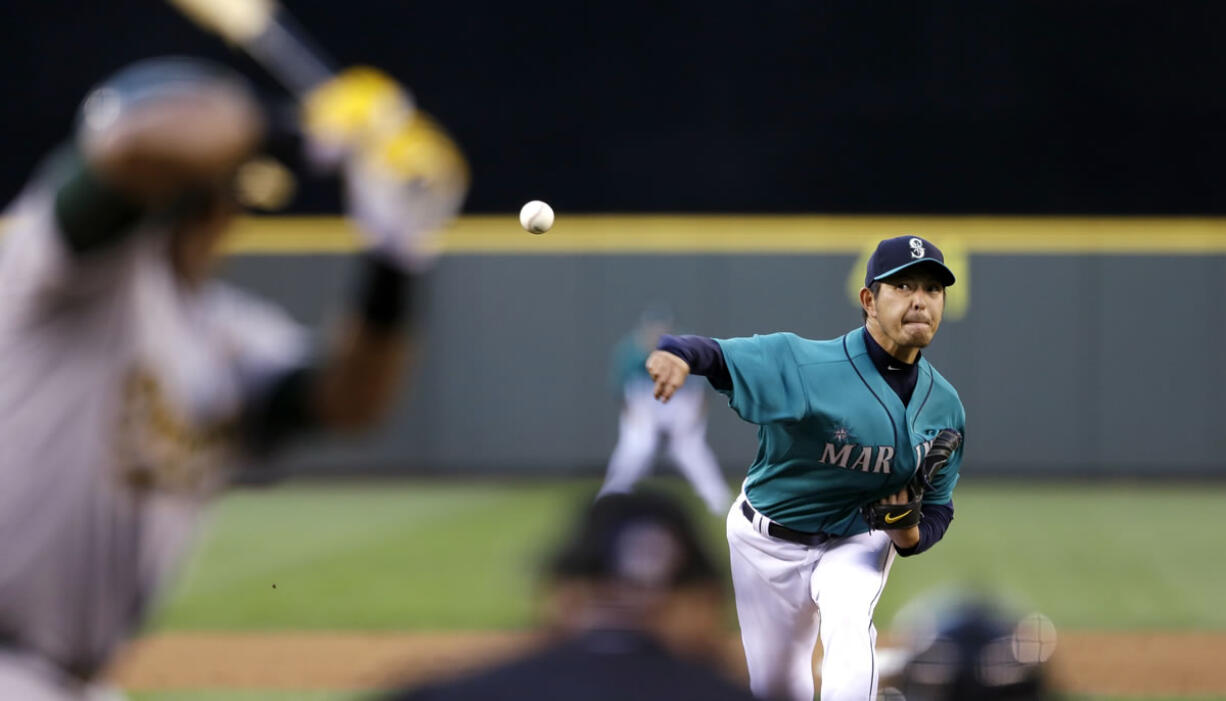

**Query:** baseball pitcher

left=645, top=235, right=966, bottom=701
left=0, top=57, right=466, bottom=699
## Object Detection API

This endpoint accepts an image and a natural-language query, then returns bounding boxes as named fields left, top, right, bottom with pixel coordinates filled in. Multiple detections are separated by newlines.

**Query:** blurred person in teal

left=597, top=306, right=731, bottom=515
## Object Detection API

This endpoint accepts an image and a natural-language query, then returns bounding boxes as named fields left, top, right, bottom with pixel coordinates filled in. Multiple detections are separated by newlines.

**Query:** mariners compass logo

left=832, top=425, right=851, bottom=444
left=909, top=237, right=925, bottom=259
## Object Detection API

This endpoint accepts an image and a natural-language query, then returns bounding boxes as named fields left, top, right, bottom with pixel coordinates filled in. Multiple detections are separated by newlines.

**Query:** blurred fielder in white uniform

left=0, top=57, right=466, bottom=700
left=598, top=310, right=730, bottom=515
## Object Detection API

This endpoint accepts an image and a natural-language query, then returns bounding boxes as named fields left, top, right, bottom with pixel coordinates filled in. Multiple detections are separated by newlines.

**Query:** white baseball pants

left=727, top=495, right=896, bottom=701
left=598, top=384, right=731, bottom=514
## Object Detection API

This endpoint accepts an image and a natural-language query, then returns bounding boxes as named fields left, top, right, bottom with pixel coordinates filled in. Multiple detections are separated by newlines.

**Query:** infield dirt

left=109, top=630, right=1226, bottom=696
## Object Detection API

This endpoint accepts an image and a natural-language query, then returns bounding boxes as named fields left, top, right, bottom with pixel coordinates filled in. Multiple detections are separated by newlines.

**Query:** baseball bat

left=166, top=0, right=365, bottom=99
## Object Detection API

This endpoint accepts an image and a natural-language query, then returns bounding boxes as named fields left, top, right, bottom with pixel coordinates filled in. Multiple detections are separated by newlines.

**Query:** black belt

left=741, top=500, right=832, bottom=546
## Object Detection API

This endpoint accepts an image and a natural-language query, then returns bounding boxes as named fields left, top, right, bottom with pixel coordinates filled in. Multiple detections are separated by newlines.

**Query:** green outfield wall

left=197, top=215, right=1226, bottom=477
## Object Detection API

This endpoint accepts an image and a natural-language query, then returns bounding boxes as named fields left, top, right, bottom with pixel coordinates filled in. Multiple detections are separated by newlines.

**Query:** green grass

left=875, top=482, right=1226, bottom=630
left=139, top=478, right=1226, bottom=701
left=152, top=480, right=595, bottom=630
left=151, top=479, right=1226, bottom=632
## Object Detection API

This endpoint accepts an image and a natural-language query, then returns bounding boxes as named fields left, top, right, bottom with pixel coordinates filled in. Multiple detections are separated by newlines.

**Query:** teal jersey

left=609, top=334, right=651, bottom=391
left=715, top=327, right=966, bottom=536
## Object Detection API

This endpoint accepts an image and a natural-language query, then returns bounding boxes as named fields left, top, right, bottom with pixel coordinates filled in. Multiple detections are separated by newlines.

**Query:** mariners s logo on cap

left=865, top=234, right=956, bottom=288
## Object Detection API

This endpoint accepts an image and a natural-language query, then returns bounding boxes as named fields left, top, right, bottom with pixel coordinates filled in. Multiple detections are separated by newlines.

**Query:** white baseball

left=519, top=200, right=554, bottom=234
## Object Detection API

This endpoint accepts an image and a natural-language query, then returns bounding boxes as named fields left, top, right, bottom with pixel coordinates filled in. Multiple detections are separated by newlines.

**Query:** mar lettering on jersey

left=816, top=427, right=938, bottom=476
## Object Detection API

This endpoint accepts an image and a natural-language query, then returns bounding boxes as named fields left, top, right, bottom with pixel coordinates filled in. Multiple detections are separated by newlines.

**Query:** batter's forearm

left=313, top=319, right=409, bottom=429
left=241, top=254, right=419, bottom=452
left=313, top=256, right=418, bottom=429
left=657, top=334, right=732, bottom=391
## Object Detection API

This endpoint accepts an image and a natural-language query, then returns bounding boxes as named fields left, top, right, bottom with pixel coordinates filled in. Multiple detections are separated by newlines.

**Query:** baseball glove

left=862, top=429, right=962, bottom=531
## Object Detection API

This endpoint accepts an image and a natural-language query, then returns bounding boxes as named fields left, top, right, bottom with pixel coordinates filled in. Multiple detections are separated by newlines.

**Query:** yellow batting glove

left=302, top=66, right=411, bottom=152
left=361, top=111, right=469, bottom=189
left=344, top=112, right=469, bottom=272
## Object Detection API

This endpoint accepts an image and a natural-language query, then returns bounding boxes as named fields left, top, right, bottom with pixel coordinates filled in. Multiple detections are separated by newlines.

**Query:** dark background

left=4, top=2, right=1224, bottom=476
left=3, top=1, right=1226, bottom=214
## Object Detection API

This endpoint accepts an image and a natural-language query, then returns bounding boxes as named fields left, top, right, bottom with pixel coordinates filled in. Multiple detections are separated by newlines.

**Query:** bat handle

left=245, top=11, right=336, bottom=97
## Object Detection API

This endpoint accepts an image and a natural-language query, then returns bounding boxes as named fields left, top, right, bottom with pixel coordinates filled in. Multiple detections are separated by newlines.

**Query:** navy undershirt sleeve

left=894, top=500, right=954, bottom=557
left=657, top=334, right=732, bottom=391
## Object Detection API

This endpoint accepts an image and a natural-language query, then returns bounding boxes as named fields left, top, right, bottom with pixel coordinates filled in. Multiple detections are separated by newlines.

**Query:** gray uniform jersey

left=0, top=181, right=308, bottom=677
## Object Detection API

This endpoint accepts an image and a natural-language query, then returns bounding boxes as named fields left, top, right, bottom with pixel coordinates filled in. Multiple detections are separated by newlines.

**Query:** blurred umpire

left=889, top=592, right=1055, bottom=701
left=385, top=491, right=757, bottom=701
left=0, top=57, right=466, bottom=700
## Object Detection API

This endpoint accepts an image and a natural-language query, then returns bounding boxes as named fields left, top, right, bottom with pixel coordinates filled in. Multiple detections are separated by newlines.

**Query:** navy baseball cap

left=864, top=235, right=957, bottom=288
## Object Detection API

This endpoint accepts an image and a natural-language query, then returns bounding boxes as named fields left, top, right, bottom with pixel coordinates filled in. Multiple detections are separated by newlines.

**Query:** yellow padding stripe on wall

left=221, top=215, right=1226, bottom=255
left=5, top=215, right=1226, bottom=255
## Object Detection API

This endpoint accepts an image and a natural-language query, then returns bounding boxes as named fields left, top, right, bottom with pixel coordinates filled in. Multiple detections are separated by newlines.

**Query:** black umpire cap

left=550, top=492, right=718, bottom=590
left=865, top=235, right=957, bottom=289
